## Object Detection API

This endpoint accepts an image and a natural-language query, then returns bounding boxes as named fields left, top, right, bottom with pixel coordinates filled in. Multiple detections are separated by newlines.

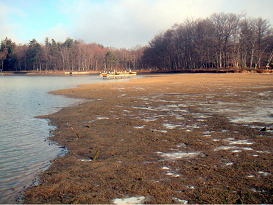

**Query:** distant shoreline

left=1, top=68, right=272, bottom=76
left=0, top=71, right=101, bottom=76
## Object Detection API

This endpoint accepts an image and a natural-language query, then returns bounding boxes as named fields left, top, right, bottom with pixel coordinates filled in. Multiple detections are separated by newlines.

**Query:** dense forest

left=1, top=12, right=273, bottom=72
left=142, top=13, right=273, bottom=71
left=0, top=37, right=144, bottom=72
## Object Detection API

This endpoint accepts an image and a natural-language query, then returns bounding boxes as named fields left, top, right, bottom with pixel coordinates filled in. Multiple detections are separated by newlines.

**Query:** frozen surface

left=113, top=196, right=146, bottom=204
left=157, top=151, right=201, bottom=160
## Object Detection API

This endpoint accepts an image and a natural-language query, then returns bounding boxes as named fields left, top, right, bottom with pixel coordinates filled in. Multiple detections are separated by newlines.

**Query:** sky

left=1, top=0, right=273, bottom=48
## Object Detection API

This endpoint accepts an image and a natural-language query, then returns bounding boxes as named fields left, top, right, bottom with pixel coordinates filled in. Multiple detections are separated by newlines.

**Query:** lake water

left=0, top=75, right=130, bottom=203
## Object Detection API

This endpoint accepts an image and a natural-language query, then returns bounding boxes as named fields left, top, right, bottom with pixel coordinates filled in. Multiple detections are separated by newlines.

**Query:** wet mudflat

left=23, top=73, right=273, bottom=204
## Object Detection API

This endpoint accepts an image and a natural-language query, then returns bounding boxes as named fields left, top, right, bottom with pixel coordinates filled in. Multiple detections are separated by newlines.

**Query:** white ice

left=159, top=151, right=201, bottom=160
left=113, top=196, right=146, bottom=204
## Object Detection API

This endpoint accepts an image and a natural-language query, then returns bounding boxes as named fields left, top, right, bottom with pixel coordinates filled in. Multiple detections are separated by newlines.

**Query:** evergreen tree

left=105, top=51, right=119, bottom=70
left=27, top=39, right=43, bottom=70
left=0, top=38, right=17, bottom=71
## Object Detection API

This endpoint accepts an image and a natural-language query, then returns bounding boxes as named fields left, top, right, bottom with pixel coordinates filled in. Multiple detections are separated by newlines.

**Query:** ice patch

left=152, top=129, right=168, bottom=133
left=97, top=116, right=110, bottom=120
left=258, top=91, right=273, bottom=97
left=162, top=166, right=170, bottom=170
left=242, top=147, right=253, bottom=150
left=123, top=110, right=131, bottom=113
left=142, top=117, right=157, bottom=122
left=258, top=171, right=271, bottom=176
left=113, top=196, right=146, bottom=204
left=163, top=123, right=181, bottom=129
left=214, top=146, right=253, bottom=152
left=166, top=172, right=181, bottom=177
left=167, top=104, right=180, bottom=108
left=78, top=159, right=92, bottom=162
left=172, top=197, right=188, bottom=204
left=134, top=125, right=146, bottom=129
left=227, top=139, right=254, bottom=145
left=214, top=146, right=239, bottom=151
left=159, top=151, right=201, bottom=160
left=187, top=185, right=195, bottom=189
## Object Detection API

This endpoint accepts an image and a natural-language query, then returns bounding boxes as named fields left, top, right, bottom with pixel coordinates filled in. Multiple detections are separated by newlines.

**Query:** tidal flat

left=22, top=73, right=273, bottom=204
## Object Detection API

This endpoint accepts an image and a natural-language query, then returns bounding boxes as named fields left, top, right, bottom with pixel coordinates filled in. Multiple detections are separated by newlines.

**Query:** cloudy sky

left=1, top=0, right=273, bottom=48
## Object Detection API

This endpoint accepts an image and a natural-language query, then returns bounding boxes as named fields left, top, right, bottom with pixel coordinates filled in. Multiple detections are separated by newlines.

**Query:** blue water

left=0, top=75, right=130, bottom=203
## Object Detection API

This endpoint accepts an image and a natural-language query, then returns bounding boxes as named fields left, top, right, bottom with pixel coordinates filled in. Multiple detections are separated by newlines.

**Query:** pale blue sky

left=1, top=0, right=273, bottom=48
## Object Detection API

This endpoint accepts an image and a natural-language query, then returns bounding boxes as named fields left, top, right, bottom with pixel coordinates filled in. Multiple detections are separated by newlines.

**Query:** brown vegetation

left=22, top=73, right=273, bottom=204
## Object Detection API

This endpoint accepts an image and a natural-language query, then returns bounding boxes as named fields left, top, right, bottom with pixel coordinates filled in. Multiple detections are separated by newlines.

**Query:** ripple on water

left=0, top=75, right=100, bottom=203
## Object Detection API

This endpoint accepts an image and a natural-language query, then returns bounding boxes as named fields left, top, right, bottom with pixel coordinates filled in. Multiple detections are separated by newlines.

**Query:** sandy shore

left=22, top=73, right=273, bottom=204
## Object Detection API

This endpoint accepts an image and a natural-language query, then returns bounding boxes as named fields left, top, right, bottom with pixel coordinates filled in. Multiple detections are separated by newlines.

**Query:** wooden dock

left=100, top=71, right=137, bottom=79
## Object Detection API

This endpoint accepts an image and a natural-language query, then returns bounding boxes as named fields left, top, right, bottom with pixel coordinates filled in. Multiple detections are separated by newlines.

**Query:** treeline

left=141, top=13, right=273, bottom=70
left=1, top=12, right=273, bottom=72
left=0, top=37, right=145, bottom=72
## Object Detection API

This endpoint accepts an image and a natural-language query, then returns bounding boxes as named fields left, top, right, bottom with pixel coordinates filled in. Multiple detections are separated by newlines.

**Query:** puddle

left=113, top=196, right=146, bottom=204
left=202, top=101, right=273, bottom=125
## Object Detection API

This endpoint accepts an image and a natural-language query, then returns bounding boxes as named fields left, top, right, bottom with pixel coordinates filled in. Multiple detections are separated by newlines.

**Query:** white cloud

left=58, top=0, right=225, bottom=48
left=40, top=23, right=71, bottom=43
left=0, top=2, right=24, bottom=43
left=1, top=0, right=273, bottom=47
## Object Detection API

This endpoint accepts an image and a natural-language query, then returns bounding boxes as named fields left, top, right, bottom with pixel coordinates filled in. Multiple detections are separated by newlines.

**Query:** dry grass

left=22, top=73, right=273, bottom=204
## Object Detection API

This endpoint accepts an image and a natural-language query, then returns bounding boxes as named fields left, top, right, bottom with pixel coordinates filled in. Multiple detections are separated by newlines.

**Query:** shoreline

left=22, top=73, right=273, bottom=204
left=1, top=68, right=273, bottom=76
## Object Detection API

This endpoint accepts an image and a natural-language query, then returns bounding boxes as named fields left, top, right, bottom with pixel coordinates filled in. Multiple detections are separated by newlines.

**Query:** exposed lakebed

left=22, top=73, right=273, bottom=204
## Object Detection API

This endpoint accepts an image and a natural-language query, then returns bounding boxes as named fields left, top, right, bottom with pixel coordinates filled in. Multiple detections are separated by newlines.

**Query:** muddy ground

left=22, top=73, right=273, bottom=204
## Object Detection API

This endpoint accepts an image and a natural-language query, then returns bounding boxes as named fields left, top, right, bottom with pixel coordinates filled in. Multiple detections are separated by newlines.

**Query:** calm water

left=0, top=75, right=126, bottom=203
